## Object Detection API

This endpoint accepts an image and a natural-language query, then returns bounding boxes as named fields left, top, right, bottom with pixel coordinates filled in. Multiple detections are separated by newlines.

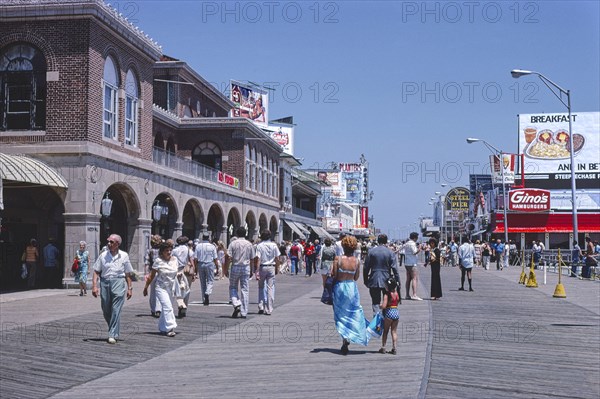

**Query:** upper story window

left=0, top=43, right=47, bottom=131
left=192, top=141, right=222, bottom=170
left=103, top=56, right=119, bottom=140
left=124, top=69, right=139, bottom=146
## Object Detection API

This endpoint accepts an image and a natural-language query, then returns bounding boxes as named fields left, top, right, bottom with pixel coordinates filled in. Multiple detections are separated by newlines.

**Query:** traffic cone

left=553, top=249, right=566, bottom=298
left=526, top=252, right=538, bottom=288
left=518, top=250, right=526, bottom=284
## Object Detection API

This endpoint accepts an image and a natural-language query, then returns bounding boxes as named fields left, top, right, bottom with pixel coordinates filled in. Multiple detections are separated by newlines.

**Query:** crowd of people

left=80, top=229, right=598, bottom=355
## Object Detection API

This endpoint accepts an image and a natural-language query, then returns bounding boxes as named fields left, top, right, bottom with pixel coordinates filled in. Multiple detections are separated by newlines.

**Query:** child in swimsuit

left=379, top=277, right=400, bottom=355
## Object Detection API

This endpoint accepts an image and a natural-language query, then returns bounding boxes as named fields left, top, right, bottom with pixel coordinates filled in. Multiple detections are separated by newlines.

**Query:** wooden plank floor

left=1, top=265, right=598, bottom=398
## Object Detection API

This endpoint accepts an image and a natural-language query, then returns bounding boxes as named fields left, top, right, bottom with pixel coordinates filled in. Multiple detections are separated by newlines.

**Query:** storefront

left=494, top=212, right=600, bottom=250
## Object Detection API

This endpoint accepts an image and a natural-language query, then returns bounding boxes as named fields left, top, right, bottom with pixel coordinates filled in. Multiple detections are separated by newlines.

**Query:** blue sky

left=127, top=0, right=600, bottom=238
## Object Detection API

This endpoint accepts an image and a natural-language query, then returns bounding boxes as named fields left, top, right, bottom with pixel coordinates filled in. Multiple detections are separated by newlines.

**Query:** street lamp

left=466, top=138, right=509, bottom=244
left=511, top=69, right=578, bottom=242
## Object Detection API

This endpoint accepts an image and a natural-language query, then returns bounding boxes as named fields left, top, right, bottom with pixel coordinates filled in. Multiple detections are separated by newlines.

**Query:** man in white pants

left=226, top=227, right=256, bottom=318
left=195, top=233, right=218, bottom=306
left=254, top=229, right=281, bottom=315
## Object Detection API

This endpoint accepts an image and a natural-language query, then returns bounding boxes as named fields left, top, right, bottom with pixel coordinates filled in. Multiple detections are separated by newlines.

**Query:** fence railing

left=152, top=147, right=221, bottom=184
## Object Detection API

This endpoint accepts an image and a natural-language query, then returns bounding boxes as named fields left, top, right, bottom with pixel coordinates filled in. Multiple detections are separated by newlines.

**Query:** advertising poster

left=489, top=154, right=516, bottom=184
left=262, top=123, right=294, bottom=155
left=518, top=112, right=600, bottom=189
left=230, top=80, right=269, bottom=126
left=339, top=163, right=363, bottom=204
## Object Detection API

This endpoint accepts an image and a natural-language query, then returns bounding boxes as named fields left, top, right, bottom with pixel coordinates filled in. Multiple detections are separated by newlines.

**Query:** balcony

left=152, top=146, right=222, bottom=184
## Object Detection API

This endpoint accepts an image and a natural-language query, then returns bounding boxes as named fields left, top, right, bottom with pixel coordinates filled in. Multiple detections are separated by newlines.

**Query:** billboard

left=490, top=154, right=516, bottom=184
left=445, top=187, right=470, bottom=221
left=230, top=80, right=269, bottom=126
left=262, top=123, right=294, bottom=155
left=518, top=112, right=600, bottom=189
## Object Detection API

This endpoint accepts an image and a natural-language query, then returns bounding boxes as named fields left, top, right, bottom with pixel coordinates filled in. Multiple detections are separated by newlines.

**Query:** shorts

left=383, top=307, right=399, bottom=320
left=405, top=265, right=417, bottom=271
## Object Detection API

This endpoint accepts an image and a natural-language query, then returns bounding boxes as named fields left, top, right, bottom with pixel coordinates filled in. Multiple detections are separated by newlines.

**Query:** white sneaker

left=411, top=296, right=423, bottom=301
left=107, top=337, right=117, bottom=344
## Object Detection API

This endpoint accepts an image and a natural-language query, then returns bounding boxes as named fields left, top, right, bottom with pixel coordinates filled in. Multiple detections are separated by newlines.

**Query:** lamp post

left=511, top=69, right=577, bottom=242
left=466, top=138, right=509, bottom=245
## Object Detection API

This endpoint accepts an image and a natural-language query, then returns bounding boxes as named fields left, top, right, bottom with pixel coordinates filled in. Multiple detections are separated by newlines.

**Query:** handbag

left=21, top=263, right=28, bottom=279
left=320, top=275, right=335, bottom=305
left=71, top=258, right=79, bottom=273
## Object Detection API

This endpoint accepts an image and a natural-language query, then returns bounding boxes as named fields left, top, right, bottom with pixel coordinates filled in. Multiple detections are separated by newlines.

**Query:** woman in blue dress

left=75, top=241, right=89, bottom=296
left=332, top=235, right=370, bottom=355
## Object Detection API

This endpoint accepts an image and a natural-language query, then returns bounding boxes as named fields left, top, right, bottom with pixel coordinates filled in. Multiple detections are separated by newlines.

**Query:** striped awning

left=310, top=225, right=335, bottom=241
left=0, top=153, right=68, bottom=188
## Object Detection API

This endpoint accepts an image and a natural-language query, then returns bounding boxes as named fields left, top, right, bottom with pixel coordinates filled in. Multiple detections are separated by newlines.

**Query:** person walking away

left=363, top=234, right=400, bottom=316
left=254, top=230, right=281, bottom=315
left=314, top=239, right=322, bottom=274
left=427, top=238, right=442, bottom=299
left=304, top=241, right=315, bottom=277
left=571, top=240, right=582, bottom=278
left=332, top=235, right=370, bottom=355
left=403, top=232, right=422, bottom=300
left=495, top=239, right=506, bottom=271
left=449, top=240, right=458, bottom=267
left=75, top=241, right=90, bottom=296
left=319, top=238, right=336, bottom=287
left=278, top=241, right=289, bottom=274
left=143, top=239, right=178, bottom=337
left=226, top=227, right=256, bottom=318
left=532, top=241, right=542, bottom=270
left=43, top=239, right=60, bottom=288
left=481, top=242, right=491, bottom=270
left=91, top=234, right=134, bottom=344
left=398, top=241, right=405, bottom=267
left=172, top=236, right=194, bottom=317
left=216, top=241, right=226, bottom=279
left=144, top=235, right=162, bottom=317
left=23, top=238, right=39, bottom=289
left=378, top=277, right=400, bottom=355
left=195, top=233, right=219, bottom=306
left=289, top=240, right=301, bottom=275
left=458, top=238, right=475, bottom=291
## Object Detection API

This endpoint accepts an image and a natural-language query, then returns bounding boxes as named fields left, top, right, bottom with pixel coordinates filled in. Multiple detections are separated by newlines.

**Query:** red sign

left=217, top=171, right=240, bottom=189
left=508, top=189, right=550, bottom=212
left=361, top=207, right=368, bottom=228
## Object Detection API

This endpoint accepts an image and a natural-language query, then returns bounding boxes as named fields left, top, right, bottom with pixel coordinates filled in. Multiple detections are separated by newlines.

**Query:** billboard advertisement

left=445, top=187, right=470, bottom=222
left=262, top=123, right=294, bottom=156
left=230, top=80, right=269, bottom=126
left=518, top=112, right=600, bottom=189
left=490, top=154, right=516, bottom=184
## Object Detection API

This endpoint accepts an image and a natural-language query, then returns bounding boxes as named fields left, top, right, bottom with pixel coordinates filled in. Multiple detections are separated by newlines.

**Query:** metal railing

left=152, top=146, right=222, bottom=184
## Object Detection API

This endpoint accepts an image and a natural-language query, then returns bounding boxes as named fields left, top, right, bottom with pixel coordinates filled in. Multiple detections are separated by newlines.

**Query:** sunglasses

left=107, top=240, right=117, bottom=244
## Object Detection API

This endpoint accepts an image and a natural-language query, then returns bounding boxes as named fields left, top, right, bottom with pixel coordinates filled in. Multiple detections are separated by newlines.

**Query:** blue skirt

left=332, top=280, right=370, bottom=346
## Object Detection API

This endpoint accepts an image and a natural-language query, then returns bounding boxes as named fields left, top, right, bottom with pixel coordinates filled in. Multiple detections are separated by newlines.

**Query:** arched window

left=124, top=69, right=139, bottom=146
left=0, top=43, right=47, bottom=130
left=192, top=141, right=222, bottom=170
left=103, top=56, right=119, bottom=139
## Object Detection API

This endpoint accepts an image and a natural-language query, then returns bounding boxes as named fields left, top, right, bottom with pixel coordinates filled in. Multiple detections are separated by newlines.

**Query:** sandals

left=378, top=347, right=386, bottom=354
left=166, top=330, right=176, bottom=337
left=387, top=348, right=397, bottom=355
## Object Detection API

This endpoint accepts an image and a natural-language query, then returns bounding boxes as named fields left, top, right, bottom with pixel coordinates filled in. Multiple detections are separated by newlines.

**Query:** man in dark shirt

left=363, top=234, right=400, bottom=317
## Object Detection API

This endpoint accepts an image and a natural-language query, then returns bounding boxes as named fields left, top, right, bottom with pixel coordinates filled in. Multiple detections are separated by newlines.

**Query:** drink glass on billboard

left=524, top=127, right=537, bottom=143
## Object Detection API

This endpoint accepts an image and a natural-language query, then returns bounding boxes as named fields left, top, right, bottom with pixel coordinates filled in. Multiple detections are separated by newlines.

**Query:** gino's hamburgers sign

left=508, top=189, right=551, bottom=212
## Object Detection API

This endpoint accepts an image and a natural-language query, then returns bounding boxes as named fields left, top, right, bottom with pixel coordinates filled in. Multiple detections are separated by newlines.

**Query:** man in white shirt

left=91, top=234, right=134, bottom=344
left=254, top=229, right=281, bottom=315
left=225, top=227, right=256, bottom=318
left=195, top=233, right=219, bottom=306
left=458, top=238, right=475, bottom=291
left=404, top=232, right=422, bottom=300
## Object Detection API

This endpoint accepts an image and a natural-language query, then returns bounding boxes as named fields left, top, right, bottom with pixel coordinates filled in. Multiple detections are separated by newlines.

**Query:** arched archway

left=245, top=211, right=257, bottom=241
left=226, top=207, right=242, bottom=245
left=207, top=203, right=225, bottom=242
left=269, top=215, right=279, bottom=240
left=258, top=213, right=268, bottom=233
left=100, top=183, right=141, bottom=254
left=150, top=192, right=178, bottom=239
left=182, top=199, right=203, bottom=240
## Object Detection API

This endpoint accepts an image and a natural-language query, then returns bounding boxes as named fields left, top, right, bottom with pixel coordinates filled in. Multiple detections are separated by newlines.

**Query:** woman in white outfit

left=143, top=239, right=178, bottom=337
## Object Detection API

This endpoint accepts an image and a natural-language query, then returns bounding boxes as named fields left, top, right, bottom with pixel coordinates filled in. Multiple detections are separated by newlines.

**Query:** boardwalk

left=0, top=265, right=598, bottom=399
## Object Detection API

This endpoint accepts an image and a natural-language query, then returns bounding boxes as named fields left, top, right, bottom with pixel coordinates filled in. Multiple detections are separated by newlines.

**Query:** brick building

left=0, top=0, right=284, bottom=290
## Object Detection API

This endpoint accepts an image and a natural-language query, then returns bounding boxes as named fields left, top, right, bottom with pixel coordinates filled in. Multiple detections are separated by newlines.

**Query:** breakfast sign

left=518, top=112, right=600, bottom=189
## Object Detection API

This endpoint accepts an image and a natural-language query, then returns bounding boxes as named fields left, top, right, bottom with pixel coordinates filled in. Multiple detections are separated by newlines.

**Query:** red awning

left=495, top=212, right=600, bottom=233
